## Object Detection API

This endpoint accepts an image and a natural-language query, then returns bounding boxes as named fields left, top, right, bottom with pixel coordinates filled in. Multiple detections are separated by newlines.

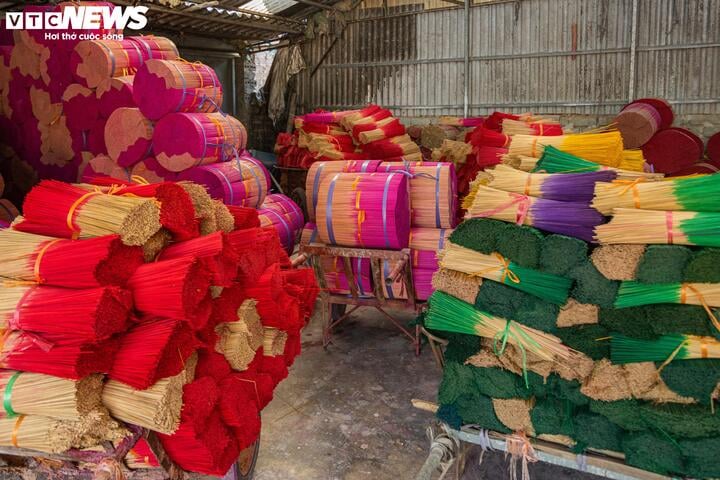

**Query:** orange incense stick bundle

left=158, top=232, right=240, bottom=287
left=0, top=332, right=119, bottom=379
left=14, top=180, right=161, bottom=245
left=0, top=284, right=131, bottom=340
left=128, top=257, right=212, bottom=321
left=109, top=318, right=198, bottom=390
left=0, top=230, right=143, bottom=288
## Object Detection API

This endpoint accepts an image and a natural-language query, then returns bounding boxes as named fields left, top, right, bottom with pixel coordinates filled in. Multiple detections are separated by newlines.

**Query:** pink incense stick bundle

left=338, top=104, right=383, bottom=129
left=316, top=172, right=411, bottom=249
left=127, top=35, right=180, bottom=63
left=302, top=107, right=368, bottom=125
left=105, top=107, right=153, bottom=168
left=0, top=333, right=118, bottom=379
left=62, top=84, right=99, bottom=131
left=80, top=155, right=131, bottom=183
left=38, top=116, right=75, bottom=167
left=0, top=284, right=131, bottom=340
left=153, top=113, right=247, bottom=172
left=320, top=255, right=373, bottom=296
left=362, top=135, right=421, bottom=158
left=409, top=227, right=452, bottom=300
left=29, top=86, right=61, bottom=125
left=133, top=59, right=222, bottom=121
left=128, top=257, right=212, bottom=321
left=358, top=119, right=406, bottom=144
left=239, top=153, right=272, bottom=190
left=306, top=160, right=382, bottom=221
left=71, top=37, right=178, bottom=88
left=300, top=222, right=319, bottom=245
left=225, top=206, right=260, bottom=230
left=178, top=157, right=268, bottom=207
left=258, top=194, right=304, bottom=253
left=347, top=109, right=393, bottom=134
left=109, top=318, right=197, bottom=389
left=378, top=162, right=458, bottom=229
left=96, top=75, right=135, bottom=119
left=467, top=126, right=512, bottom=148
left=129, top=157, right=178, bottom=184
left=87, top=118, right=108, bottom=155
left=158, top=232, right=240, bottom=287
left=0, top=230, right=143, bottom=288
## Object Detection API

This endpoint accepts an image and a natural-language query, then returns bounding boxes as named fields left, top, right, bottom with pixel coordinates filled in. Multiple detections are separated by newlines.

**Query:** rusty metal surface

left=296, top=0, right=720, bottom=117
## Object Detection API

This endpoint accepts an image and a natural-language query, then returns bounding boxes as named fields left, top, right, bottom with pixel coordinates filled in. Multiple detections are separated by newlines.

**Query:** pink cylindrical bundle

left=178, top=158, right=268, bottom=207
left=80, top=154, right=131, bottom=183
left=71, top=36, right=177, bottom=88
left=133, top=59, right=223, bottom=120
left=87, top=118, right=108, bottom=156
left=316, top=172, right=411, bottom=249
left=105, top=107, right=153, bottom=168
left=261, top=194, right=304, bottom=234
left=238, top=152, right=272, bottom=191
left=153, top=112, right=247, bottom=172
left=378, top=162, right=458, bottom=229
left=130, top=157, right=178, bottom=183
left=258, top=194, right=304, bottom=252
left=305, top=160, right=382, bottom=222
left=62, top=84, right=99, bottom=131
left=39, top=115, right=74, bottom=167
left=29, top=86, right=62, bottom=124
left=96, top=76, right=135, bottom=118
left=320, top=255, right=373, bottom=296
left=127, top=35, right=180, bottom=62
left=409, top=227, right=452, bottom=301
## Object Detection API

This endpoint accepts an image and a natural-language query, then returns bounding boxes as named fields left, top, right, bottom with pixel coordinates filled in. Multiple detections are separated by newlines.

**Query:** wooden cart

left=299, top=243, right=424, bottom=355
left=0, top=426, right=260, bottom=480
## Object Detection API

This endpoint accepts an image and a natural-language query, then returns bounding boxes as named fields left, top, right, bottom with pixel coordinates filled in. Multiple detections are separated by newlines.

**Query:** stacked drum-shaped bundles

left=105, top=108, right=154, bottom=168
left=378, top=162, right=458, bottom=229
left=258, top=194, right=304, bottom=253
left=153, top=113, right=247, bottom=172
left=134, top=59, right=223, bottom=121
left=316, top=172, right=411, bottom=250
left=409, top=227, right=452, bottom=300
left=71, top=37, right=178, bottom=88
left=305, top=160, right=382, bottom=222
left=179, top=157, right=269, bottom=207
left=96, top=76, right=135, bottom=119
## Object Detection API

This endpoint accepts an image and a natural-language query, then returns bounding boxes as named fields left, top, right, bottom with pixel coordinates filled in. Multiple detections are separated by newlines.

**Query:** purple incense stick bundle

left=316, top=172, right=411, bottom=249
left=466, top=185, right=605, bottom=242
left=485, top=164, right=617, bottom=202
left=178, top=157, right=269, bottom=207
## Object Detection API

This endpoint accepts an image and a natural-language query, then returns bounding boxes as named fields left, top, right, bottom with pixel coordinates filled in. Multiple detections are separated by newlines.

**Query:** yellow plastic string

left=66, top=190, right=102, bottom=239
left=131, top=175, right=150, bottom=185
left=11, top=415, right=25, bottom=447
left=33, top=239, right=62, bottom=284
left=680, top=284, right=720, bottom=333
left=657, top=337, right=691, bottom=373
left=473, top=253, right=521, bottom=284
left=523, top=174, right=532, bottom=196
left=613, top=178, right=645, bottom=208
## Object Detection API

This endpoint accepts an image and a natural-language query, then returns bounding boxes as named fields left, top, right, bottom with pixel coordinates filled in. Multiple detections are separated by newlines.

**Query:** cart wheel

left=225, top=435, right=260, bottom=480
left=331, top=304, right=346, bottom=322
left=290, top=187, right=308, bottom=222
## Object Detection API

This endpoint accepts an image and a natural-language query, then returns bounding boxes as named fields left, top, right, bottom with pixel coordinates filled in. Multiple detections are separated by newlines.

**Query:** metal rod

left=292, top=0, right=335, bottom=10
left=463, top=0, right=470, bottom=117
left=628, top=0, right=639, bottom=102
left=231, top=56, right=237, bottom=116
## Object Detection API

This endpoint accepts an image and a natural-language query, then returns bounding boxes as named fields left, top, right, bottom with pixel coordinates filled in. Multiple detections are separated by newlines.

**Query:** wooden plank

left=301, top=244, right=408, bottom=260
left=342, top=256, right=359, bottom=299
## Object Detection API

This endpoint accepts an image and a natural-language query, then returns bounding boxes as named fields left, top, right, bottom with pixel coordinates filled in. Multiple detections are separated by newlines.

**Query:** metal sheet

left=295, top=0, right=720, bottom=117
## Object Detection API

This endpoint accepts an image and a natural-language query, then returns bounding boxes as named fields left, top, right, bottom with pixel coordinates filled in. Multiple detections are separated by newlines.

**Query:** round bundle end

left=105, top=107, right=153, bottom=168
left=118, top=197, right=163, bottom=246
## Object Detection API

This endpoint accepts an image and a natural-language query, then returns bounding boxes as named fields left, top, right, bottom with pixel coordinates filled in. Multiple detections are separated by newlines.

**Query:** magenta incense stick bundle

left=316, top=172, right=411, bottom=249
left=378, top=162, right=458, bottom=229
left=306, top=160, right=382, bottom=221
left=62, top=84, right=99, bottom=131
left=258, top=195, right=304, bottom=253
left=178, top=158, right=268, bottom=207
left=105, top=108, right=154, bottom=168
left=96, top=75, right=135, bottom=119
left=153, top=113, right=247, bottom=172
left=133, top=59, right=222, bottom=120
left=130, top=157, right=178, bottom=183
left=320, top=255, right=373, bottom=296
left=409, top=227, right=453, bottom=300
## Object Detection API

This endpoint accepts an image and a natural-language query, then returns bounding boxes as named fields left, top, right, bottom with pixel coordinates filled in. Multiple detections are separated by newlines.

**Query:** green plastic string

left=493, top=320, right=530, bottom=388
left=4, top=372, right=21, bottom=418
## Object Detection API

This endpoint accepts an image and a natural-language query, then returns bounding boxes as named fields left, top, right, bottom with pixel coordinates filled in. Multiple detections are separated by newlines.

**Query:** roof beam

left=114, top=0, right=304, bottom=34
left=291, top=0, right=335, bottom=11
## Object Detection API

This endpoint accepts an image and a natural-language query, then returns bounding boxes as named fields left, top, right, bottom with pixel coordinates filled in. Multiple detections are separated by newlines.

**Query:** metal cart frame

left=299, top=243, right=424, bottom=355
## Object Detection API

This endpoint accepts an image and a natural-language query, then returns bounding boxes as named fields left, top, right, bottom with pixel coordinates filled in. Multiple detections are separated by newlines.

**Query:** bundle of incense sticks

left=611, top=334, right=720, bottom=364
left=128, top=257, right=212, bottom=321
left=178, top=157, right=269, bottom=208
left=214, top=300, right=264, bottom=370
left=96, top=75, right=134, bottom=119
left=104, top=107, right=154, bottom=168
left=501, top=119, right=563, bottom=136
left=409, top=227, right=453, bottom=300
left=425, top=291, right=577, bottom=365
left=0, top=371, right=102, bottom=420
left=614, top=281, right=720, bottom=313
left=439, top=116, right=485, bottom=127
left=594, top=208, right=720, bottom=247
left=109, top=318, right=198, bottom=390
left=464, top=184, right=605, bottom=242
left=0, top=284, right=132, bottom=340
left=133, top=59, right=221, bottom=121
left=0, top=230, right=143, bottom=287
left=485, top=164, right=617, bottom=202
left=316, top=172, right=411, bottom=249
left=14, top=180, right=162, bottom=245
left=306, top=160, right=382, bottom=221
left=533, top=145, right=663, bottom=180
left=377, top=162, right=458, bottom=229
left=592, top=174, right=720, bottom=215
left=438, top=242, right=572, bottom=304
left=158, top=232, right=240, bottom=287
left=508, top=131, right=628, bottom=169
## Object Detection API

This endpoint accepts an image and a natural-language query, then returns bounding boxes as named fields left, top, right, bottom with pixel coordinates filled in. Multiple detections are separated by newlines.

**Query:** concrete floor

left=256, top=306, right=604, bottom=480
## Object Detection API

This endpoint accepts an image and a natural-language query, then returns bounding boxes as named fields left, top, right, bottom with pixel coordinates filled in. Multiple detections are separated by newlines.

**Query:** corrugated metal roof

left=240, top=0, right=300, bottom=15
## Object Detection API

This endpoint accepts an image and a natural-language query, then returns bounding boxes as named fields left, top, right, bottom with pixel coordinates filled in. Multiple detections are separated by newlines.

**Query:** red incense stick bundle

left=109, top=318, right=197, bottom=390
left=232, top=370, right=275, bottom=409
left=259, top=354, right=289, bottom=386
left=0, top=230, right=143, bottom=288
left=280, top=268, right=319, bottom=321
left=244, top=266, right=302, bottom=333
left=158, top=232, right=239, bottom=287
left=225, top=206, right=260, bottom=230
left=0, top=333, right=118, bottom=379
left=181, top=376, right=220, bottom=432
left=195, top=349, right=232, bottom=383
left=0, top=284, right=131, bottom=340
left=284, top=333, right=302, bottom=366
left=128, top=257, right=211, bottom=320
left=218, top=375, right=259, bottom=428
left=358, top=119, right=406, bottom=144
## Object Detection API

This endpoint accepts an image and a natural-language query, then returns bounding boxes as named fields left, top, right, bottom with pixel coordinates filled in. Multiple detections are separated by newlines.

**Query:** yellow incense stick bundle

left=263, top=328, right=288, bottom=356
left=501, top=154, right=539, bottom=172
left=215, top=300, right=264, bottom=370
left=509, top=131, right=625, bottom=168
left=594, top=208, right=696, bottom=245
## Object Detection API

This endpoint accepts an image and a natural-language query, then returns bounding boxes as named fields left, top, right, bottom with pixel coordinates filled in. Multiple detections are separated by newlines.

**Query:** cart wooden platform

left=298, top=243, right=424, bottom=355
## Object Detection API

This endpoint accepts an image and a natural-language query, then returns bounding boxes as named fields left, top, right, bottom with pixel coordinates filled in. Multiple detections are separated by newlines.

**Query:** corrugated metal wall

left=296, top=0, right=720, bottom=118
